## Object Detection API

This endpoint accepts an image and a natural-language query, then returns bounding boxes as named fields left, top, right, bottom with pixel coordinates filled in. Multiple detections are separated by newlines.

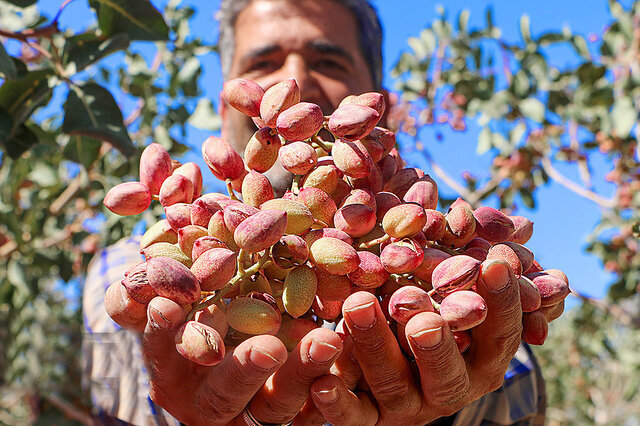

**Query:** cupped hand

left=105, top=281, right=343, bottom=425
left=312, top=260, right=523, bottom=425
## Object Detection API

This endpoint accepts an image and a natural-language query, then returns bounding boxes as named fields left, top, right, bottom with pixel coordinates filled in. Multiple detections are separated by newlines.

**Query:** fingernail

left=148, top=307, right=173, bottom=330
left=483, top=261, right=511, bottom=292
left=308, top=339, right=340, bottom=363
left=249, top=347, right=281, bottom=370
left=314, top=388, right=338, bottom=404
left=409, top=327, right=443, bottom=349
left=345, top=301, right=376, bottom=329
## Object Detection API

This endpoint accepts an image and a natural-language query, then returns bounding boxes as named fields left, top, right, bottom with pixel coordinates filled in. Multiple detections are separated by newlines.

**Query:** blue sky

left=34, top=0, right=627, bottom=303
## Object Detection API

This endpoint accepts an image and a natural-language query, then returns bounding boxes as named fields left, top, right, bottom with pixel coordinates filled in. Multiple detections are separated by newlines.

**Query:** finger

left=329, top=335, right=362, bottom=390
left=250, top=328, right=343, bottom=423
left=142, top=297, right=192, bottom=407
left=342, top=291, right=422, bottom=416
left=194, top=335, right=288, bottom=423
left=404, top=312, right=469, bottom=408
left=470, top=260, right=523, bottom=376
left=310, top=374, right=378, bottom=426
left=104, top=281, right=147, bottom=332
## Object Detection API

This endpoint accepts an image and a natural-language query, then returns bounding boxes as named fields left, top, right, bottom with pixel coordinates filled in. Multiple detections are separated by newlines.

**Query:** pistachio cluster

left=104, top=78, right=569, bottom=365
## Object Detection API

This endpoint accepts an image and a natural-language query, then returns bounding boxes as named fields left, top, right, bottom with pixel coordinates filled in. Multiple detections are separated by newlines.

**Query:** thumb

left=142, top=297, right=190, bottom=390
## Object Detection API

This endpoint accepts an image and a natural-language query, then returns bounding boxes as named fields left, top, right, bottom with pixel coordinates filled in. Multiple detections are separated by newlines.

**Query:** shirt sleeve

left=451, top=343, right=546, bottom=426
left=82, top=237, right=181, bottom=426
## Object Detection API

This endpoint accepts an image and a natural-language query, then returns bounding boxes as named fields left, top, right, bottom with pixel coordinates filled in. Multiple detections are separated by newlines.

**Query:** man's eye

left=314, top=59, right=347, bottom=72
left=249, top=60, right=276, bottom=72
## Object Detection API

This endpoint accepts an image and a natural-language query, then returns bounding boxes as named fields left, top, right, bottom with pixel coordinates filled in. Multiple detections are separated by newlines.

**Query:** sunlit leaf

left=62, top=82, right=134, bottom=156
left=0, top=42, right=17, bottom=80
left=89, top=0, right=169, bottom=41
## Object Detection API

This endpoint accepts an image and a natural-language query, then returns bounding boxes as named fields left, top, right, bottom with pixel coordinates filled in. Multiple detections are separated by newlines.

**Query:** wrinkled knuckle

left=374, top=374, right=415, bottom=412
left=429, top=375, right=469, bottom=407
left=490, top=333, right=521, bottom=366
left=257, top=397, right=297, bottom=423
left=195, top=383, right=243, bottom=422
left=486, top=376, right=505, bottom=393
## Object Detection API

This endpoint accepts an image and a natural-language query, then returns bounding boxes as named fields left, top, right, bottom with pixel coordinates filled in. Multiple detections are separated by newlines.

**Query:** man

left=92, top=0, right=546, bottom=424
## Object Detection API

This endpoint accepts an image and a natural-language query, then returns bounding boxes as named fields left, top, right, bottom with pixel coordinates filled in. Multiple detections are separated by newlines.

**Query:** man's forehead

left=232, top=0, right=361, bottom=57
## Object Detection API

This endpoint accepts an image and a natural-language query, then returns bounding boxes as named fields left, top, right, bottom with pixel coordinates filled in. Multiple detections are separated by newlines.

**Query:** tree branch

left=540, top=157, right=616, bottom=209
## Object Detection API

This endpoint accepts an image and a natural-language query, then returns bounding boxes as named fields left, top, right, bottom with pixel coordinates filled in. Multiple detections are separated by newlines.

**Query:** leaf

left=5, top=122, right=38, bottom=158
left=89, top=0, right=169, bottom=42
left=1, top=0, right=37, bottom=7
left=611, top=96, right=637, bottom=138
left=63, top=32, right=129, bottom=72
left=520, top=98, right=545, bottom=122
left=572, top=35, right=591, bottom=59
left=477, top=127, right=492, bottom=154
left=187, top=98, right=221, bottom=131
left=576, top=63, right=606, bottom=84
left=520, top=14, right=531, bottom=44
left=62, top=82, right=134, bottom=156
left=0, top=42, right=17, bottom=79
left=27, top=161, right=57, bottom=187
left=0, top=69, right=53, bottom=119
left=519, top=188, right=535, bottom=208
left=63, top=135, right=102, bottom=168
left=537, top=32, right=566, bottom=46
left=485, top=7, right=494, bottom=30
left=457, top=10, right=470, bottom=34
left=0, top=108, right=13, bottom=143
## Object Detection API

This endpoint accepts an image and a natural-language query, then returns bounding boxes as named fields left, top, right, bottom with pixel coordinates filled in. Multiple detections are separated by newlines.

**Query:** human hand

left=311, top=260, right=523, bottom=425
left=105, top=281, right=344, bottom=426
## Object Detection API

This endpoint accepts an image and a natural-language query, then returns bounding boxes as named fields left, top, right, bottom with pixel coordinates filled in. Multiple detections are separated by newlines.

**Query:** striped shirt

left=82, top=237, right=545, bottom=425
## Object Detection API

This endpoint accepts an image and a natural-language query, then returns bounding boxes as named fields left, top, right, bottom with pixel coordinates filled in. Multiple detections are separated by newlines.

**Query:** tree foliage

left=390, top=1, right=640, bottom=422
left=0, top=0, right=639, bottom=423
left=0, top=0, right=217, bottom=422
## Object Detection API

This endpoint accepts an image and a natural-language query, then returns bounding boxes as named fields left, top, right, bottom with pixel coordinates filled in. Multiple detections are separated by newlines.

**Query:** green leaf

left=5, top=122, right=38, bottom=158
left=0, top=108, right=13, bottom=143
left=520, top=98, right=545, bottom=122
left=457, top=10, right=470, bottom=34
left=89, top=0, right=169, bottom=41
left=611, top=96, right=636, bottom=138
left=519, top=188, right=535, bottom=208
left=63, top=32, right=130, bottom=72
left=62, top=82, right=134, bottom=156
left=477, top=127, right=492, bottom=154
left=572, top=35, right=591, bottom=59
left=63, top=135, right=102, bottom=168
left=187, top=98, right=221, bottom=131
left=0, top=69, right=53, bottom=119
left=520, top=14, right=531, bottom=44
left=485, top=7, right=494, bottom=30
left=537, top=32, right=566, bottom=46
left=1, top=0, right=37, bottom=7
left=0, top=42, right=17, bottom=79
left=576, top=63, right=606, bottom=84
left=27, top=161, right=58, bottom=187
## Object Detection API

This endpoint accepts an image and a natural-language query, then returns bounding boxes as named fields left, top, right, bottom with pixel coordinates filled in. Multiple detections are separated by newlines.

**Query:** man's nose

left=278, top=54, right=322, bottom=105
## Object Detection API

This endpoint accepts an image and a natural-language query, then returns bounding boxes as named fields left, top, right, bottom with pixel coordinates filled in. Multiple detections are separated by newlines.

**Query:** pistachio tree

left=0, top=0, right=218, bottom=421
left=390, top=1, right=640, bottom=421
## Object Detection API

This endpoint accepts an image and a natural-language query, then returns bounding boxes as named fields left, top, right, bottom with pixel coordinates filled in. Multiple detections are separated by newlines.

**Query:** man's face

left=222, top=0, right=376, bottom=154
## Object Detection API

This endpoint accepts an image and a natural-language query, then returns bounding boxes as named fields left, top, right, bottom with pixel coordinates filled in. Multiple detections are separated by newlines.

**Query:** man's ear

left=219, top=91, right=232, bottom=138
left=379, top=87, right=391, bottom=128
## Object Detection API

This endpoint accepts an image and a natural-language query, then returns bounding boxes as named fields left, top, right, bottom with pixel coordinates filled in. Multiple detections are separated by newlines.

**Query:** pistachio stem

left=357, top=233, right=390, bottom=249
left=225, top=178, right=240, bottom=201
left=291, top=174, right=302, bottom=194
left=311, top=135, right=333, bottom=153
left=187, top=251, right=271, bottom=320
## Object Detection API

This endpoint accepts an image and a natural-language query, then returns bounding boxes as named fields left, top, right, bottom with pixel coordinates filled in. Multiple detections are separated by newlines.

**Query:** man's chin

left=264, top=159, right=294, bottom=197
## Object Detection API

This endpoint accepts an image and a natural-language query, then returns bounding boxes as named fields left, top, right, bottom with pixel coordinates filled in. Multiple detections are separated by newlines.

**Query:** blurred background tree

left=0, top=0, right=638, bottom=423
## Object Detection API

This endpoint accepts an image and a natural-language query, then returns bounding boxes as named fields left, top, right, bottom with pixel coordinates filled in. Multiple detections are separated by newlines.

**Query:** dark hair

left=216, top=0, right=383, bottom=89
